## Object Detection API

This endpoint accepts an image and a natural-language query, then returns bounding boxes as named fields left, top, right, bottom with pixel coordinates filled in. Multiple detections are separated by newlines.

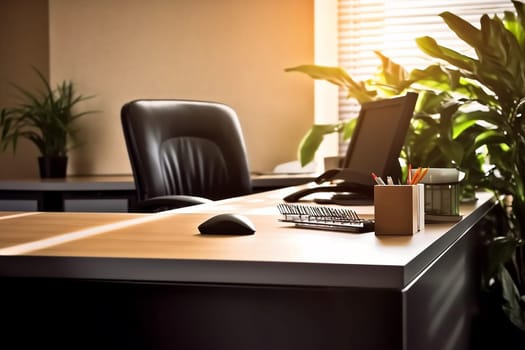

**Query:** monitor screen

left=282, top=92, right=419, bottom=204
left=340, top=92, right=418, bottom=184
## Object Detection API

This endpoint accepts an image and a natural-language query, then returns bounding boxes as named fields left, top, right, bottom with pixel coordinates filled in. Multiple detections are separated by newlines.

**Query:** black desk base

left=3, top=279, right=402, bottom=349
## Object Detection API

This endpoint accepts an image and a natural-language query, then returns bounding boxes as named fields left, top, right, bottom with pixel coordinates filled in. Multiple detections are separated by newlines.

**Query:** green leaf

left=456, top=109, right=505, bottom=130
left=440, top=11, right=483, bottom=48
left=413, top=89, right=451, bottom=114
left=452, top=115, right=479, bottom=139
left=298, top=124, right=341, bottom=166
left=285, top=64, right=350, bottom=87
left=415, top=36, right=477, bottom=73
left=475, top=14, right=525, bottom=98
left=341, top=118, right=358, bottom=140
left=473, top=130, right=509, bottom=150
left=513, top=0, right=525, bottom=29
left=371, top=51, right=411, bottom=95
left=410, top=65, right=496, bottom=103
left=285, top=65, right=377, bottom=104
left=499, top=266, right=525, bottom=332
left=487, top=236, right=519, bottom=278
left=503, top=10, right=525, bottom=47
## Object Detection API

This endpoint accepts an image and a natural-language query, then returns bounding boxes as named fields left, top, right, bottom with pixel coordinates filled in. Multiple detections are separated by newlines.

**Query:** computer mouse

left=198, top=213, right=256, bottom=235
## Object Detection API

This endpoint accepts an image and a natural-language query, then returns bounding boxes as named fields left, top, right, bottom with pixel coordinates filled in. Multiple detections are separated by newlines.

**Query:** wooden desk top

left=0, top=212, right=39, bottom=219
left=0, top=186, right=495, bottom=289
left=0, top=211, right=143, bottom=251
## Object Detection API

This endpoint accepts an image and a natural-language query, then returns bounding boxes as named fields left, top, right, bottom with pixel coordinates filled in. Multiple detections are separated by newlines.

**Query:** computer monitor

left=338, top=91, right=419, bottom=184
left=283, top=92, right=418, bottom=203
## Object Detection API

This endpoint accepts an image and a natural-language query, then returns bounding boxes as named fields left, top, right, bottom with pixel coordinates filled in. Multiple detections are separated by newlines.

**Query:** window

left=337, top=1, right=515, bottom=142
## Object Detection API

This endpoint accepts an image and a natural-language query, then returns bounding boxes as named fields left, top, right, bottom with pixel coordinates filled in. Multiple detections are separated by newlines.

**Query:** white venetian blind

left=337, top=0, right=514, bottom=153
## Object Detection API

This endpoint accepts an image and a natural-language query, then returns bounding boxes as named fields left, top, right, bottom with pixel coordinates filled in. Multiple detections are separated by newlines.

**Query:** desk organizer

left=374, top=184, right=424, bottom=235
left=414, top=168, right=462, bottom=222
left=424, top=183, right=460, bottom=215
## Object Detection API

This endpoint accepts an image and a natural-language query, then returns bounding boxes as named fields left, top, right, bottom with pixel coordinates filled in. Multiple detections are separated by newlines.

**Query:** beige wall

left=0, top=0, right=49, bottom=178
left=45, top=0, right=314, bottom=175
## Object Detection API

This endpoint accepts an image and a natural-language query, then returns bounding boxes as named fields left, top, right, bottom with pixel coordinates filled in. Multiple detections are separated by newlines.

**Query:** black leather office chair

left=121, top=99, right=252, bottom=212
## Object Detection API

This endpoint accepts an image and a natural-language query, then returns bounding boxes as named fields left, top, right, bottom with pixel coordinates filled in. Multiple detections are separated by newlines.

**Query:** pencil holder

left=374, top=184, right=424, bottom=235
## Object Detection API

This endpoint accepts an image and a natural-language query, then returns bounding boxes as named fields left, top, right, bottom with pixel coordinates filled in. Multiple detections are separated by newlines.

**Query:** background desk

left=0, top=188, right=495, bottom=349
left=0, top=173, right=316, bottom=212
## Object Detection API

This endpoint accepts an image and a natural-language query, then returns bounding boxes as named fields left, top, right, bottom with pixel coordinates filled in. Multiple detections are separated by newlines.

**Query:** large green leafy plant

left=286, top=0, right=525, bottom=333
left=414, top=1, right=525, bottom=332
left=0, top=67, right=95, bottom=157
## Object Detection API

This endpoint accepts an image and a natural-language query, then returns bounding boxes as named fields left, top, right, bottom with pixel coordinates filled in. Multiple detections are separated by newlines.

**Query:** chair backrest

left=121, top=99, right=252, bottom=202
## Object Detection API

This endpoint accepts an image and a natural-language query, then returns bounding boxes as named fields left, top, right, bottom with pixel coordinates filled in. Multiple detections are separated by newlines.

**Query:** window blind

left=337, top=0, right=514, bottom=154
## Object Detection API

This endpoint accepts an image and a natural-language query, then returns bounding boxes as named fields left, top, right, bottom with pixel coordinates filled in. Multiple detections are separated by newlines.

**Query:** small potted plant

left=0, top=67, right=96, bottom=178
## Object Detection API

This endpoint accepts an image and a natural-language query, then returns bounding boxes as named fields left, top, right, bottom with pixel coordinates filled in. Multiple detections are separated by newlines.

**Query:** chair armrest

left=134, top=195, right=213, bottom=212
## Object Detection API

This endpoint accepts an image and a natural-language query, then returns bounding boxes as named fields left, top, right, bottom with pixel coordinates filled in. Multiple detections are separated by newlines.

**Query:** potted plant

left=286, top=0, right=525, bottom=342
left=0, top=67, right=96, bottom=178
left=413, top=2, right=525, bottom=340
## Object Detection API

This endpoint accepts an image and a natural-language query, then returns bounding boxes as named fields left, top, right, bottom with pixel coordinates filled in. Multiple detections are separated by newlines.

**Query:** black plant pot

left=38, top=156, right=68, bottom=178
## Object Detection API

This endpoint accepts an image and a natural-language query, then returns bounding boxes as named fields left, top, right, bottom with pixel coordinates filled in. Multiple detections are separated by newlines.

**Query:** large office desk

left=0, top=173, right=316, bottom=212
left=0, top=187, right=495, bottom=349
